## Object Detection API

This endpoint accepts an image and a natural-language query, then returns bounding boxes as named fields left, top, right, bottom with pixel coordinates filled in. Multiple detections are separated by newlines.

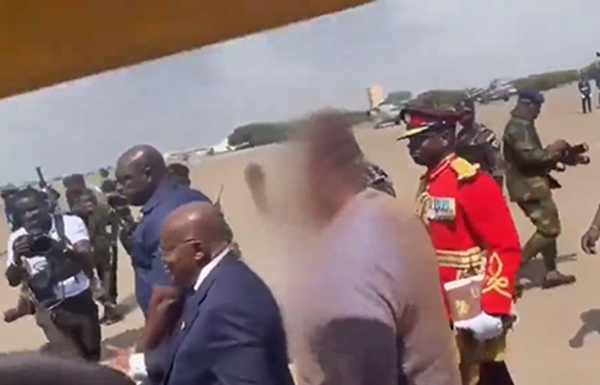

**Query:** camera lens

left=31, top=235, right=53, bottom=254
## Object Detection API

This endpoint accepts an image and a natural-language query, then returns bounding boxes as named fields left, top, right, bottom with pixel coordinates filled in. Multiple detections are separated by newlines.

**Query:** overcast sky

left=0, top=0, right=597, bottom=183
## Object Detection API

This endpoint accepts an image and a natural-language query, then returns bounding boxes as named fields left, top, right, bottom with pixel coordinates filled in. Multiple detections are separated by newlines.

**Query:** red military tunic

left=415, top=154, right=521, bottom=320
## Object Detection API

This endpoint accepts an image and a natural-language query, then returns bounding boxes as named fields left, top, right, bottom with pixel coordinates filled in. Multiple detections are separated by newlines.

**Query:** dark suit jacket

left=158, top=252, right=294, bottom=385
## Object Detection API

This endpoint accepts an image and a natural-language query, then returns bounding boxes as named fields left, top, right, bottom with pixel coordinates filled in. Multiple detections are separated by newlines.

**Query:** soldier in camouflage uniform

left=73, top=189, right=123, bottom=324
left=503, top=90, right=576, bottom=289
left=63, top=174, right=87, bottom=210
left=455, top=98, right=505, bottom=187
left=101, top=180, right=137, bottom=256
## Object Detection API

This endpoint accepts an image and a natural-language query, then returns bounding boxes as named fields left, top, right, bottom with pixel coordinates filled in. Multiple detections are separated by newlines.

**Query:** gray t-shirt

left=286, top=190, right=460, bottom=385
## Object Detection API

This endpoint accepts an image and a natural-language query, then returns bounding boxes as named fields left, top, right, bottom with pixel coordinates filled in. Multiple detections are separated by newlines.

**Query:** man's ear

left=142, top=166, right=152, bottom=181
left=191, top=241, right=206, bottom=260
left=438, top=131, right=451, bottom=146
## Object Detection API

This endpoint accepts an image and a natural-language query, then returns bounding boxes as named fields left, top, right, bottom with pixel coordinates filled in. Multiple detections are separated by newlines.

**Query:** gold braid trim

left=436, top=247, right=486, bottom=270
left=415, top=192, right=431, bottom=218
left=481, top=252, right=511, bottom=298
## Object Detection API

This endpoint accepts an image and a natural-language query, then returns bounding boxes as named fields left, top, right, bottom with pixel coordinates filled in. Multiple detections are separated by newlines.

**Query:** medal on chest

left=415, top=192, right=456, bottom=223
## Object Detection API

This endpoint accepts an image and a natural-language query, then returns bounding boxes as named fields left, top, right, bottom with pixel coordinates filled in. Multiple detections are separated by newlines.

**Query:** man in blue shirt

left=115, top=145, right=211, bottom=317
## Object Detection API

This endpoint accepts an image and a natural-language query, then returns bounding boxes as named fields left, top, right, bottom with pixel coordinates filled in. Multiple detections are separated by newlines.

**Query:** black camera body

left=28, top=233, right=55, bottom=255
left=560, top=143, right=590, bottom=166
left=553, top=143, right=591, bottom=172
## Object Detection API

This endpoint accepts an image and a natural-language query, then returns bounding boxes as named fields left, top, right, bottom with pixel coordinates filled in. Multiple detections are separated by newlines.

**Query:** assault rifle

left=35, top=166, right=60, bottom=213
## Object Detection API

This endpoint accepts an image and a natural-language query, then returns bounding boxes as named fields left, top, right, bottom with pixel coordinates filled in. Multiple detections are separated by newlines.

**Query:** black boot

left=542, top=270, right=576, bottom=289
left=478, top=361, right=515, bottom=385
left=540, top=238, right=576, bottom=288
left=100, top=303, right=123, bottom=325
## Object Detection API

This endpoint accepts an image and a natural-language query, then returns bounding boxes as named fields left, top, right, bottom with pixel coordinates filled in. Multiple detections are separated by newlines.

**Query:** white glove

left=129, top=353, right=148, bottom=384
left=454, top=312, right=503, bottom=341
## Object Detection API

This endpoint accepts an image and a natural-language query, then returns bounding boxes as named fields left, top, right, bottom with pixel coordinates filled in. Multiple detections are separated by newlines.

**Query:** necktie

left=176, top=289, right=196, bottom=335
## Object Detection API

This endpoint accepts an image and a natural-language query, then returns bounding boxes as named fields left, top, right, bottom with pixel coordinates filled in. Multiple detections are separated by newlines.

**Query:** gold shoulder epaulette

left=450, top=157, right=479, bottom=180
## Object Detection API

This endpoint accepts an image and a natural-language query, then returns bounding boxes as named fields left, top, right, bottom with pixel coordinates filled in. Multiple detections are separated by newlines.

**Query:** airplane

left=475, top=78, right=518, bottom=104
left=366, top=85, right=412, bottom=128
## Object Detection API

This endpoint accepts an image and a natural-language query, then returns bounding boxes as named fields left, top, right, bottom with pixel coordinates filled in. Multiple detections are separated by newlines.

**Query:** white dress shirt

left=193, top=247, right=230, bottom=291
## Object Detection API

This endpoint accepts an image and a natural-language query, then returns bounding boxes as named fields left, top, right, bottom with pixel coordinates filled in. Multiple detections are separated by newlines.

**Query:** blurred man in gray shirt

left=248, top=111, right=460, bottom=385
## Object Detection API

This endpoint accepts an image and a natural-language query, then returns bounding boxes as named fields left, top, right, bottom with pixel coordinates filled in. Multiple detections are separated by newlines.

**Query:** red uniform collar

left=425, top=154, right=457, bottom=181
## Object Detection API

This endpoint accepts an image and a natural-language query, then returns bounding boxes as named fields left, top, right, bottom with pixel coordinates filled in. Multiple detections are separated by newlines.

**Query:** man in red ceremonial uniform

left=398, top=106, right=522, bottom=385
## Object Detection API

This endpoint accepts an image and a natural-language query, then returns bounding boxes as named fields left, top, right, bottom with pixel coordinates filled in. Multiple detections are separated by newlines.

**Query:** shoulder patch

left=450, top=157, right=480, bottom=180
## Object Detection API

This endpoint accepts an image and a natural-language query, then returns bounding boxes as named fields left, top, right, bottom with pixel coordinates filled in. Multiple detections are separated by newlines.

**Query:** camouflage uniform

left=85, top=202, right=120, bottom=305
left=502, top=90, right=575, bottom=287
left=364, top=160, right=396, bottom=197
left=456, top=123, right=504, bottom=187
left=453, top=97, right=504, bottom=187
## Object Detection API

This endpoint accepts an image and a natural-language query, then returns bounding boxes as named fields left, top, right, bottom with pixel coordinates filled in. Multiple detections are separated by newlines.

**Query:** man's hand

left=12, top=235, right=33, bottom=260
left=581, top=226, right=600, bottom=255
left=104, top=345, right=136, bottom=374
left=148, top=285, right=183, bottom=316
left=144, top=286, right=184, bottom=350
left=454, top=312, right=503, bottom=341
left=547, top=139, right=571, bottom=155
left=3, top=308, right=25, bottom=323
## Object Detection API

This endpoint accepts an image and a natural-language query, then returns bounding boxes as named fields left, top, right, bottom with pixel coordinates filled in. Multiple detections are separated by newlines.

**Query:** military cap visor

left=396, top=121, right=435, bottom=140
left=396, top=110, right=460, bottom=140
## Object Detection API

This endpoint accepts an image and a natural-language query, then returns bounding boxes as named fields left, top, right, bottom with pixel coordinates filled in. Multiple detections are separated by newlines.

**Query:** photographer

left=4, top=187, right=101, bottom=361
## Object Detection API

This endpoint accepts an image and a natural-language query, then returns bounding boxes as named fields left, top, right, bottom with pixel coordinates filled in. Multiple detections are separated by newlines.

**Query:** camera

left=553, top=142, right=591, bottom=172
left=29, top=234, right=54, bottom=255
left=560, top=143, right=590, bottom=166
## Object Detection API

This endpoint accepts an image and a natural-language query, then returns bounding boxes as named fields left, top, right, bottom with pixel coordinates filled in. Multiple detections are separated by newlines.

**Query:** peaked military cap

left=396, top=105, right=461, bottom=140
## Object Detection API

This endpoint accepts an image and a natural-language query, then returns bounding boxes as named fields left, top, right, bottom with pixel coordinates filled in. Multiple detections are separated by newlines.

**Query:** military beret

left=518, top=89, right=545, bottom=105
